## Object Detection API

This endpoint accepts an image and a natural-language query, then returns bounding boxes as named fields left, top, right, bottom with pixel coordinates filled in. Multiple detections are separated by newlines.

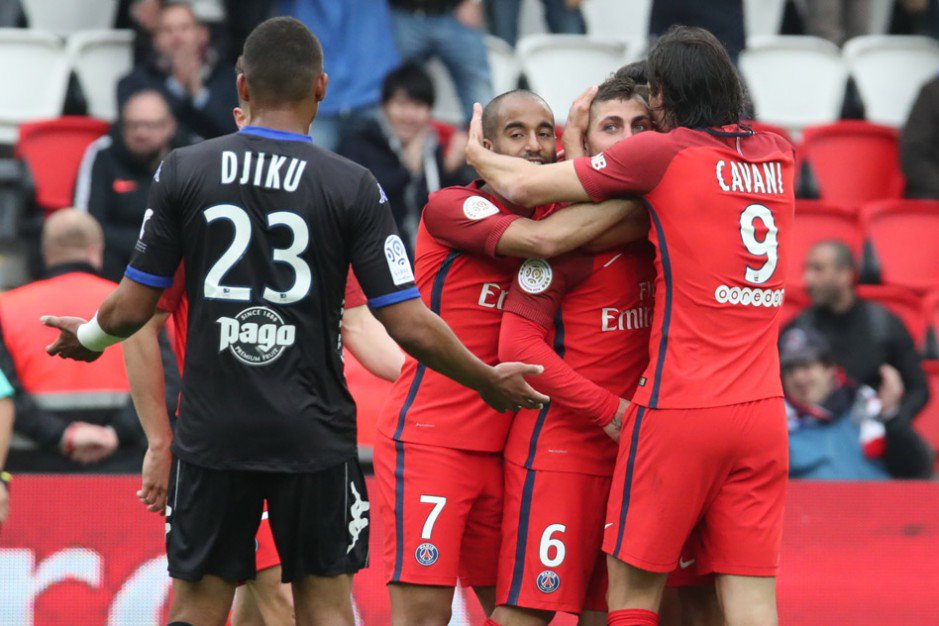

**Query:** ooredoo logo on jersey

left=217, top=306, right=296, bottom=366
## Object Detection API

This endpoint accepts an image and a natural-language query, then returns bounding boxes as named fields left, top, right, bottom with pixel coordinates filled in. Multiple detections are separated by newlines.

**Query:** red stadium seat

left=787, top=201, right=862, bottom=287
left=780, top=286, right=811, bottom=328
left=856, top=284, right=927, bottom=349
left=914, top=360, right=939, bottom=460
left=15, top=116, right=109, bottom=216
left=801, top=121, right=905, bottom=205
left=863, top=199, right=939, bottom=292
left=430, top=119, right=457, bottom=152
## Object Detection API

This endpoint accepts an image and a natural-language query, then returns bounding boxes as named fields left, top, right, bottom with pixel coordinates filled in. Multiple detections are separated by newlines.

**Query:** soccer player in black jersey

left=42, top=17, right=548, bottom=626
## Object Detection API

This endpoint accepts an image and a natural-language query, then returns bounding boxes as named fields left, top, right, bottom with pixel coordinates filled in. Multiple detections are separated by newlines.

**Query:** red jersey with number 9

left=573, top=125, right=795, bottom=409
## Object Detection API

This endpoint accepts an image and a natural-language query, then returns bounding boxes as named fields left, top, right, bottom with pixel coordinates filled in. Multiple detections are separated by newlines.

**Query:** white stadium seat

left=517, top=34, right=629, bottom=124
left=744, top=0, right=787, bottom=41
left=67, top=30, right=134, bottom=122
left=843, top=35, right=939, bottom=128
left=0, top=29, right=70, bottom=143
left=739, top=36, right=849, bottom=133
left=581, top=0, right=651, bottom=59
left=485, top=35, right=521, bottom=96
left=868, top=0, right=895, bottom=35
left=21, top=0, right=118, bottom=36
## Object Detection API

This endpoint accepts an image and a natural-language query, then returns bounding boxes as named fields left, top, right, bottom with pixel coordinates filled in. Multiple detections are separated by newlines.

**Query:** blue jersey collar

left=239, top=125, right=313, bottom=143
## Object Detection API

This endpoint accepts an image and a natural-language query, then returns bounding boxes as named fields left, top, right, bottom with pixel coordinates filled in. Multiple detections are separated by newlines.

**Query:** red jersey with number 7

left=378, top=181, right=558, bottom=452
left=573, top=125, right=795, bottom=409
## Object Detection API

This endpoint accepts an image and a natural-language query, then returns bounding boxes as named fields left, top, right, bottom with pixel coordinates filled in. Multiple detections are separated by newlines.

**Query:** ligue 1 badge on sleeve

left=518, top=258, right=553, bottom=294
left=536, top=569, right=560, bottom=593
left=415, top=542, right=439, bottom=566
left=463, top=195, right=500, bottom=220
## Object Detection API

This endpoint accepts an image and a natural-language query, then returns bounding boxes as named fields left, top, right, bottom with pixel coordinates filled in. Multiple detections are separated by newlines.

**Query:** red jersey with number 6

left=378, top=181, right=557, bottom=452
left=573, top=126, right=795, bottom=409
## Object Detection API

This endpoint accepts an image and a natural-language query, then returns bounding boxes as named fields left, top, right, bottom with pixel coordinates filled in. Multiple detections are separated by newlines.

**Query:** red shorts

left=497, top=460, right=610, bottom=614
left=604, top=398, right=788, bottom=577
left=255, top=507, right=280, bottom=572
left=374, top=434, right=503, bottom=587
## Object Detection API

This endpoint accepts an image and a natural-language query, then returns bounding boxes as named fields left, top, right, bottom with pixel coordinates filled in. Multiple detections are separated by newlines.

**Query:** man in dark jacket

left=788, top=241, right=934, bottom=477
left=75, top=89, right=178, bottom=281
left=117, top=0, right=237, bottom=141
left=338, top=62, right=473, bottom=256
left=900, top=74, right=939, bottom=199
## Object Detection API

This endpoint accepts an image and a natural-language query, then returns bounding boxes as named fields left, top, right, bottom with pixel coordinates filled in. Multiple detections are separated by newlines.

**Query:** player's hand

left=138, top=444, right=172, bottom=514
left=41, top=316, right=102, bottom=362
left=465, top=102, right=487, bottom=168
left=603, top=398, right=629, bottom=442
left=562, top=85, right=598, bottom=160
left=479, top=362, right=549, bottom=413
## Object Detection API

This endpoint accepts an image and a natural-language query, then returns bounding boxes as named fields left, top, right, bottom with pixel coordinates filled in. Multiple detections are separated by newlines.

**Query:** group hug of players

left=42, top=16, right=794, bottom=626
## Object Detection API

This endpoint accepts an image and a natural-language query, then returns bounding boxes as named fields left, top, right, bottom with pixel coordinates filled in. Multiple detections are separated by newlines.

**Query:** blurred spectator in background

left=794, top=0, right=872, bottom=45
left=650, top=0, right=745, bottom=62
left=117, top=1, right=237, bottom=141
left=0, top=376, right=13, bottom=528
left=781, top=327, right=895, bottom=480
left=74, top=90, right=178, bottom=281
left=486, top=0, right=585, bottom=47
left=389, top=0, right=494, bottom=125
left=279, top=0, right=401, bottom=151
left=338, top=63, right=474, bottom=255
left=0, top=211, right=177, bottom=473
left=788, top=241, right=934, bottom=478
left=900, top=73, right=939, bottom=198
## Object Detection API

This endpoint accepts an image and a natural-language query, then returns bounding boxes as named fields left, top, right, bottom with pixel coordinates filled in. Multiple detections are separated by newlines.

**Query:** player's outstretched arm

left=496, top=198, right=648, bottom=258
left=42, top=277, right=165, bottom=362
left=499, top=313, right=627, bottom=442
left=465, top=103, right=591, bottom=208
left=373, top=298, right=549, bottom=412
left=123, top=311, right=173, bottom=514
left=342, top=304, right=404, bottom=382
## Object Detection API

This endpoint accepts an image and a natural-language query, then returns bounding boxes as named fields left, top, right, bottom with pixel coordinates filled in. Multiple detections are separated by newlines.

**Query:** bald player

left=374, top=89, right=648, bottom=626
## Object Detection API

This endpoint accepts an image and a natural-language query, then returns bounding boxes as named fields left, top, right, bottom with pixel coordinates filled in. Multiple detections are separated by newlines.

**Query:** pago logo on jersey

left=217, top=306, right=296, bottom=366
left=536, top=569, right=560, bottom=593
left=415, top=542, right=439, bottom=566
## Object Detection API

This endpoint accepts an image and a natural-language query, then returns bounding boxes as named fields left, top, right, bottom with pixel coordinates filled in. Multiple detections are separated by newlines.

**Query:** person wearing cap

left=780, top=327, right=922, bottom=480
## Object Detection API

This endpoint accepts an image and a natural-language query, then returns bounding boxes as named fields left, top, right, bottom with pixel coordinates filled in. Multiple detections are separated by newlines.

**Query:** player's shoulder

left=425, top=181, right=506, bottom=218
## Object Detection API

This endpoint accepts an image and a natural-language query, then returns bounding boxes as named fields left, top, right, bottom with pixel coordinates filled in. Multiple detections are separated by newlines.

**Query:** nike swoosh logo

left=604, top=523, right=614, bottom=529
left=679, top=558, right=695, bottom=569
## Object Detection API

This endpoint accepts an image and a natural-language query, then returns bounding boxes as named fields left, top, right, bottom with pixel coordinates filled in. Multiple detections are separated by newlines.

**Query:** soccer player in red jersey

left=487, top=75, right=656, bottom=626
left=466, top=27, right=795, bottom=626
left=374, top=90, right=647, bottom=626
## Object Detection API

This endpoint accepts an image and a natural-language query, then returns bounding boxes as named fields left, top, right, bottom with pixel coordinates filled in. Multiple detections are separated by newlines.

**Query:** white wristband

left=76, top=313, right=123, bottom=352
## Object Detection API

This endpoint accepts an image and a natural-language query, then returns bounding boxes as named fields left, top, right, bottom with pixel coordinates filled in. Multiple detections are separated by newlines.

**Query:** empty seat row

left=0, top=28, right=132, bottom=142
left=740, top=34, right=939, bottom=130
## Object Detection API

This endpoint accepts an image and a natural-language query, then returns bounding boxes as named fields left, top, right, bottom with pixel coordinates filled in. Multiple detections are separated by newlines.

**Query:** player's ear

left=314, top=73, right=328, bottom=103
left=482, top=138, right=493, bottom=151
left=236, top=74, right=250, bottom=105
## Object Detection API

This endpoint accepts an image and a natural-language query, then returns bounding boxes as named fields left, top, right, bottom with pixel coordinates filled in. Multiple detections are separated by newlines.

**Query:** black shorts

left=166, top=457, right=370, bottom=583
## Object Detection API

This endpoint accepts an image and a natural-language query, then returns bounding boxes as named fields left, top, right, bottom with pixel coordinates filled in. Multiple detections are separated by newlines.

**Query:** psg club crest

left=536, top=569, right=560, bottom=594
left=415, top=542, right=439, bottom=566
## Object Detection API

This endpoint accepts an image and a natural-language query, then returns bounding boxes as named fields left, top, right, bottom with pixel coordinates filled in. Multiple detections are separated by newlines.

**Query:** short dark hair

left=243, top=17, right=323, bottom=105
left=482, top=89, right=551, bottom=140
left=381, top=62, right=435, bottom=108
left=614, top=60, right=648, bottom=85
left=592, top=74, right=649, bottom=115
left=812, top=240, right=856, bottom=272
left=647, top=26, right=744, bottom=128
left=234, top=54, right=244, bottom=76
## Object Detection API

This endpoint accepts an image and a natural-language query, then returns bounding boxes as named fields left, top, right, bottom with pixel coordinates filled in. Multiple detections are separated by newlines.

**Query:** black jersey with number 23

left=127, top=126, right=419, bottom=473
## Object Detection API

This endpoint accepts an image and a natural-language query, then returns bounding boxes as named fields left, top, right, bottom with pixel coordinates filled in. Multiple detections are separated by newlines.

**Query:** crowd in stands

left=0, top=0, right=938, bottom=529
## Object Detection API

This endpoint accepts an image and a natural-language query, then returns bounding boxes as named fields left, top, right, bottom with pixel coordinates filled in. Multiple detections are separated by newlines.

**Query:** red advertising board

left=1, top=477, right=938, bottom=625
